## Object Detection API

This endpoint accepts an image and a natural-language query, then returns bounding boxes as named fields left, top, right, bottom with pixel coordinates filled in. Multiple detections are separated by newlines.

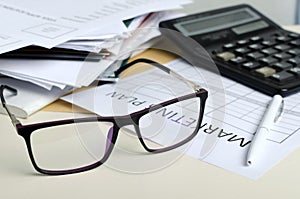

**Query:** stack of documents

left=0, top=0, right=191, bottom=53
left=0, top=0, right=191, bottom=117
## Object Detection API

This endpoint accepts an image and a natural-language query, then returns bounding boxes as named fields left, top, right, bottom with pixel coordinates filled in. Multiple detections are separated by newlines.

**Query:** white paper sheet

left=55, top=21, right=128, bottom=52
left=0, top=76, right=72, bottom=118
left=0, top=58, right=111, bottom=88
left=0, top=71, right=66, bottom=90
left=108, top=11, right=187, bottom=57
left=0, top=34, right=32, bottom=54
left=62, top=58, right=300, bottom=179
left=0, top=0, right=191, bottom=52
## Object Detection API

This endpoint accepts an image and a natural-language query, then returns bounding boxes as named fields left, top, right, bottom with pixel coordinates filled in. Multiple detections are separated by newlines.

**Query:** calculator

left=159, top=4, right=300, bottom=96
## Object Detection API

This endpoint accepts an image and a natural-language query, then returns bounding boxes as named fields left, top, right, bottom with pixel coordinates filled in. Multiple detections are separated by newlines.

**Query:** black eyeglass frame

left=0, top=58, right=208, bottom=175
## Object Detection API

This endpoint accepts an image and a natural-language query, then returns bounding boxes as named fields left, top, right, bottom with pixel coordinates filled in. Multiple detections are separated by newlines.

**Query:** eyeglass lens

left=30, top=121, right=114, bottom=171
left=138, top=97, right=201, bottom=150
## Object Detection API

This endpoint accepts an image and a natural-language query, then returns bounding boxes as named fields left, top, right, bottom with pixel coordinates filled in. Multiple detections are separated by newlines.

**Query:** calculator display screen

left=174, top=8, right=260, bottom=36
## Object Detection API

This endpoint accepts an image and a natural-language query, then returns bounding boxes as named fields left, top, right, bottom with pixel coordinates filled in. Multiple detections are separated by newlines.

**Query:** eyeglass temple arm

left=114, top=58, right=202, bottom=91
left=0, top=85, right=21, bottom=128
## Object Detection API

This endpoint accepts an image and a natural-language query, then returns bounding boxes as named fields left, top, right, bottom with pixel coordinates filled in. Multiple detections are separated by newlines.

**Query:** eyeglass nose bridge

left=111, top=113, right=140, bottom=128
left=109, top=113, right=152, bottom=150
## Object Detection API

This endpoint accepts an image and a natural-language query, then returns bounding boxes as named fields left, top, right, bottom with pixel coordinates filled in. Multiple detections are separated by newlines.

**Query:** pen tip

left=247, top=160, right=252, bottom=166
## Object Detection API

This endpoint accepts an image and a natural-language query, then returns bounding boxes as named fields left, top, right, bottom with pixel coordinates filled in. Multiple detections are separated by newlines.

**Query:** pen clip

left=274, top=100, right=284, bottom=123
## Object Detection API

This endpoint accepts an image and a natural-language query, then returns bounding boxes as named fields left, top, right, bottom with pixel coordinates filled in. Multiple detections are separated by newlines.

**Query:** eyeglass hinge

left=11, top=117, right=21, bottom=128
left=169, top=70, right=202, bottom=91
left=2, top=102, right=21, bottom=128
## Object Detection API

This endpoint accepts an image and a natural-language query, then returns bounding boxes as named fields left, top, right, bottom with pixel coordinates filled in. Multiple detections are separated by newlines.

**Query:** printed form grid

left=119, top=59, right=300, bottom=145
left=169, top=59, right=300, bottom=144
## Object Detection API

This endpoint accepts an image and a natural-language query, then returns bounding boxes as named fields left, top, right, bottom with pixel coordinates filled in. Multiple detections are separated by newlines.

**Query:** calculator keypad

left=215, top=32, right=300, bottom=88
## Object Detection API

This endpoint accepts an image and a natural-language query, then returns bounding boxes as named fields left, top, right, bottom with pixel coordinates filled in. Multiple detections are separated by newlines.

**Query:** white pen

left=246, top=94, right=284, bottom=166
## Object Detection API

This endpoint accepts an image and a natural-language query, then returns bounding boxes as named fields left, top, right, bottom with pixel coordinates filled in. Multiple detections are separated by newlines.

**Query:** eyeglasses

left=0, top=58, right=208, bottom=175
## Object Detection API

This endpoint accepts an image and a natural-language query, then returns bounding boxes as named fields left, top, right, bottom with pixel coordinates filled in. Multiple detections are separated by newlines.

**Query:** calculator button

left=289, top=40, right=300, bottom=47
left=274, top=44, right=291, bottom=51
left=273, top=62, right=293, bottom=70
left=248, top=44, right=264, bottom=50
left=273, top=52, right=292, bottom=61
left=261, top=40, right=276, bottom=46
left=250, top=36, right=262, bottom=42
left=259, top=57, right=278, bottom=65
left=229, top=57, right=247, bottom=64
left=255, top=66, right=276, bottom=77
left=216, top=51, right=236, bottom=61
left=287, top=58, right=300, bottom=66
left=234, top=47, right=251, bottom=55
left=287, top=48, right=300, bottom=56
left=237, top=39, right=249, bottom=45
left=289, top=67, right=300, bottom=75
left=242, top=62, right=260, bottom=70
left=246, top=52, right=264, bottom=60
left=276, top=36, right=291, bottom=42
left=288, top=33, right=300, bottom=39
left=223, top=43, right=236, bottom=50
left=261, top=48, right=278, bottom=55
left=271, top=71, right=295, bottom=82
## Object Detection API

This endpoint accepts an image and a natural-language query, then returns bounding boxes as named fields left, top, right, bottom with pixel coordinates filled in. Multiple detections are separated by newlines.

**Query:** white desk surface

left=1, top=26, right=300, bottom=199
left=1, top=111, right=300, bottom=199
